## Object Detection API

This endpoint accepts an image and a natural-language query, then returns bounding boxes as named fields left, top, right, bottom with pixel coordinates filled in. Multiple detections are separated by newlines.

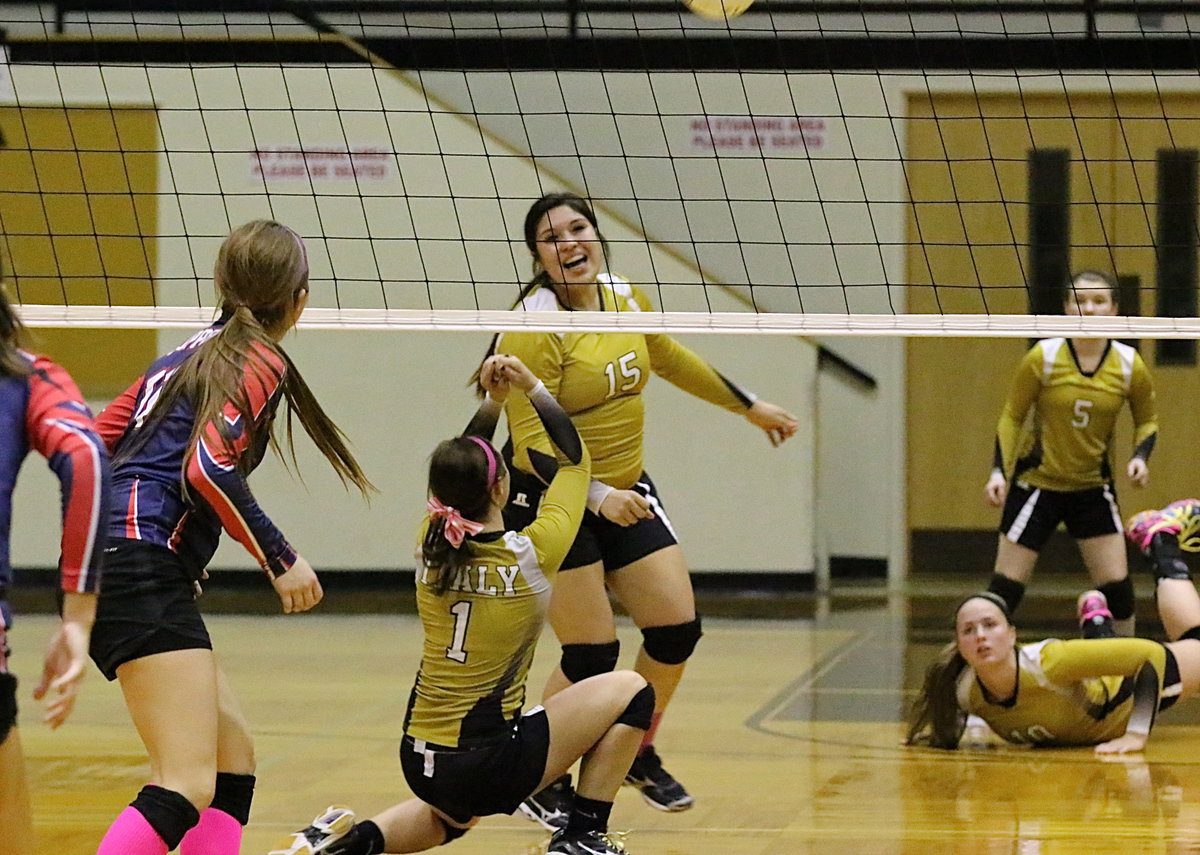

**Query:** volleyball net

left=1, top=1, right=1198, bottom=337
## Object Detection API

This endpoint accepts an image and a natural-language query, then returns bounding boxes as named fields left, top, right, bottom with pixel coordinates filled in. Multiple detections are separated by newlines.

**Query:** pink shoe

left=1126, top=499, right=1200, bottom=553
left=1077, top=591, right=1115, bottom=638
left=1077, top=591, right=1112, bottom=627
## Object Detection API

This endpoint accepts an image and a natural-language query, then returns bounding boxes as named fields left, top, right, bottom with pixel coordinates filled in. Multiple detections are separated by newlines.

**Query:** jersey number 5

left=604, top=351, right=641, bottom=398
left=446, top=600, right=472, bottom=663
left=1072, top=399, right=1093, bottom=428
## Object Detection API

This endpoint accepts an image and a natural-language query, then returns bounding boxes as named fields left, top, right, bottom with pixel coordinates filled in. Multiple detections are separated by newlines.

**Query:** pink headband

left=468, top=436, right=498, bottom=486
left=427, top=497, right=484, bottom=548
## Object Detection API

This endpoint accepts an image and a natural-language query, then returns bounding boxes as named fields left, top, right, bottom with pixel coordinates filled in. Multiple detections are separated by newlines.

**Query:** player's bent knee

left=560, top=640, right=620, bottom=683
left=614, top=682, right=656, bottom=731
left=130, top=785, right=202, bottom=850
left=1098, top=578, right=1135, bottom=621
left=436, top=814, right=472, bottom=845
left=641, top=616, right=702, bottom=665
left=0, top=672, right=17, bottom=745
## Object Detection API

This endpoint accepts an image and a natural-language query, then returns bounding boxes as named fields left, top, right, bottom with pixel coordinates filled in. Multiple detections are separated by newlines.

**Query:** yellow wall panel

left=907, top=93, right=1200, bottom=531
left=0, top=106, right=158, bottom=400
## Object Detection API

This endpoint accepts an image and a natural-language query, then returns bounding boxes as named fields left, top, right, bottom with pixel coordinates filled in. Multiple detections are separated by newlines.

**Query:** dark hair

left=421, top=436, right=505, bottom=595
left=124, top=220, right=373, bottom=496
left=955, top=590, right=1012, bottom=621
left=471, top=192, right=610, bottom=394
left=905, top=641, right=968, bottom=749
left=522, top=192, right=605, bottom=253
left=0, top=284, right=31, bottom=378
left=1066, top=269, right=1118, bottom=305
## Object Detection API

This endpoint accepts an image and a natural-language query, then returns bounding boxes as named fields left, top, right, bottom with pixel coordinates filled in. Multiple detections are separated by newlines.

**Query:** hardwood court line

left=744, top=627, right=875, bottom=738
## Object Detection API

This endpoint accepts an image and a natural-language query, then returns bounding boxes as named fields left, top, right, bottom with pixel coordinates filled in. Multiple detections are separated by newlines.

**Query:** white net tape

left=16, top=304, right=1200, bottom=338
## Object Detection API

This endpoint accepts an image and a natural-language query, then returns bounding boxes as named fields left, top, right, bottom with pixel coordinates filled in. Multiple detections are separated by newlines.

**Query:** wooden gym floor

left=15, top=585, right=1200, bottom=855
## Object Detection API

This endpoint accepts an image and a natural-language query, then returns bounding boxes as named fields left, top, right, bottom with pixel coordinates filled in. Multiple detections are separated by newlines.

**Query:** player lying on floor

left=906, top=498, right=1200, bottom=754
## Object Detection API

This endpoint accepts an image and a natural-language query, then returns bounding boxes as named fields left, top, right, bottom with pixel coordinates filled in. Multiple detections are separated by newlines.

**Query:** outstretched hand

left=1095, top=731, right=1148, bottom=756
left=745, top=400, right=799, bottom=447
left=33, top=592, right=95, bottom=729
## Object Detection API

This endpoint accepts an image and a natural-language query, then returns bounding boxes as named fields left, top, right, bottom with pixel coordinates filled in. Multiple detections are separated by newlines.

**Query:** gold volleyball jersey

left=498, top=275, right=753, bottom=489
left=957, top=637, right=1170, bottom=747
left=405, top=448, right=589, bottom=747
left=994, top=338, right=1157, bottom=491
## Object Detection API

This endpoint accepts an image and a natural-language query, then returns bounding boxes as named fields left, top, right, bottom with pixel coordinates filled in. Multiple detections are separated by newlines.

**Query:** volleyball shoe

left=268, top=806, right=356, bottom=855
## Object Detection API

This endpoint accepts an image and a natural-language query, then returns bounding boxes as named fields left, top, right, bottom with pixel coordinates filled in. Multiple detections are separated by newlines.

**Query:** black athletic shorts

left=999, top=481, right=1122, bottom=550
left=89, top=539, right=212, bottom=681
left=1159, top=646, right=1183, bottom=713
left=504, top=468, right=678, bottom=572
left=400, top=706, right=551, bottom=823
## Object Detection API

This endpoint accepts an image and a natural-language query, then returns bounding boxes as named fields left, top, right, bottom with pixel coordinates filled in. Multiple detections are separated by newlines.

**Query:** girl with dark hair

left=489, top=192, right=798, bottom=821
left=0, top=286, right=111, bottom=855
left=88, top=220, right=373, bottom=855
left=983, top=269, right=1158, bottom=637
left=906, top=548, right=1200, bottom=754
left=274, top=354, right=653, bottom=855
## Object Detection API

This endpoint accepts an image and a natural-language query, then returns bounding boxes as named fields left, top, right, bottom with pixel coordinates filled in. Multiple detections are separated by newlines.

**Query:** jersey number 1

left=131, top=367, right=178, bottom=430
left=446, top=600, right=472, bottom=663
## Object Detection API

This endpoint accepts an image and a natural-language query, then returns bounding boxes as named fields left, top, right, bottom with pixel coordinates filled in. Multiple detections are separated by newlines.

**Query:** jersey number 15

left=604, top=351, right=641, bottom=398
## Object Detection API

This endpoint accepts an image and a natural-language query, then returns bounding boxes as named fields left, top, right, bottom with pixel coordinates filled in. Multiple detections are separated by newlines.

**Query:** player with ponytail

left=274, top=354, right=651, bottom=855
left=907, top=561, right=1200, bottom=755
left=491, top=192, right=798, bottom=820
left=89, top=220, right=372, bottom=855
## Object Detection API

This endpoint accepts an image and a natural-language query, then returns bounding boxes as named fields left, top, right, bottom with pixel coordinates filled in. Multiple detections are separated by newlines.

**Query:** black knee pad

left=0, top=672, right=17, bottom=745
left=1099, top=577, right=1136, bottom=621
left=1179, top=626, right=1200, bottom=644
left=130, top=784, right=201, bottom=850
left=987, top=573, right=1027, bottom=615
left=210, top=772, right=255, bottom=826
left=615, top=683, right=656, bottom=731
left=436, top=815, right=470, bottom=846
left=1150, top=533, right=1192, bottom=580
left=560, top=641, right=620, bottom=683
left=641, top=616, right=702, bottom=665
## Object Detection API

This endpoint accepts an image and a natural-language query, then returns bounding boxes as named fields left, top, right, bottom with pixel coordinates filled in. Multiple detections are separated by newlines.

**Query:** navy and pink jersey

left=0, top=351, right=110, bottom=597
left=96, top=320, right=297, bottom=579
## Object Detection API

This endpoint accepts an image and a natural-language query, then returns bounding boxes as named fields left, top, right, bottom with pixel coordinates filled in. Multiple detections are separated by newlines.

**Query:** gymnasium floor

left=16, top=583, right=1200, bottom=855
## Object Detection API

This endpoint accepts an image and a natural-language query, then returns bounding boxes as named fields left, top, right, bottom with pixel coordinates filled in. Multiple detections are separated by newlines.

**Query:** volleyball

left=684, top=0, right=755, bottom=19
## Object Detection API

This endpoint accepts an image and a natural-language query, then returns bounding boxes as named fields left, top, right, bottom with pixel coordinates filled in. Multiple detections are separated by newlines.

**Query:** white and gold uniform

left=405, top=406, right=590, bottom=748
left=498, top=275, right=754, bottom=490
left=994, top=338, right=1157, bottom=491
left=958, top=636, right=1177, bottom=747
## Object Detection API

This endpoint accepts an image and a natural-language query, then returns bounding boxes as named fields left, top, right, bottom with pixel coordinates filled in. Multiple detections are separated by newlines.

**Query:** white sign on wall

left=251, top=146, right=392, bottom=180
left=688, top=116, right=826, bottom=153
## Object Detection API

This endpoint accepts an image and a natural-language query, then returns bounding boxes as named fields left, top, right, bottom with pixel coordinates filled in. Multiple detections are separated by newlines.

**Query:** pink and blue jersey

left=0, top=352, right=110, bottom=599
left=96, top=320, right=297, bottom=579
